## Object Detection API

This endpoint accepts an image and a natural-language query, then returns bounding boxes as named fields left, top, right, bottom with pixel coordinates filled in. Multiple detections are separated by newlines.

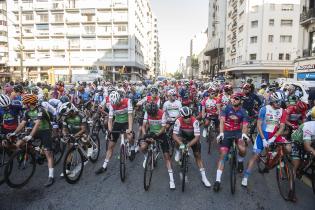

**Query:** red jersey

left=285, top=105, right=306, bottom=127
left=201, top=97, right=218, bottom=116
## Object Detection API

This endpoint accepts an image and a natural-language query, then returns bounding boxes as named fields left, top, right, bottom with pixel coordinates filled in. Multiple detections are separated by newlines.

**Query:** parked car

left=281, top=81, right=315, bottom=104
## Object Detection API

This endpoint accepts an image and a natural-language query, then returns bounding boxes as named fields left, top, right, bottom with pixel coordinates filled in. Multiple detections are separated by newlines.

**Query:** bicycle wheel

left=230, top=149, right=237, bottom=194
left=120, top=144, right=126, bottom=182
left=0, top=147, right=11, bottom=185
left=311, top=164, right=315, bottom=194
left=208, top=127, right=215, bottom=154
left=63, top=146, right=84, bottom=184
left=52, top=137, right=66, bottom=165
left=181, top=153, right=188, bottom=192
left=276, top=156, right=294, bottom=201
left=89, top=135, right=100, bottom=163
left=257, top=153, right=267, bottom=174
left=5, top=149, right=36, bottom=188
left=144, top=150, right=153, bottom=191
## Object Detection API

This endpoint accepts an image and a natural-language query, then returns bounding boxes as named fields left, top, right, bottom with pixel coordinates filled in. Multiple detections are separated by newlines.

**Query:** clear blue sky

left=151, top=0, right=208, bottom=73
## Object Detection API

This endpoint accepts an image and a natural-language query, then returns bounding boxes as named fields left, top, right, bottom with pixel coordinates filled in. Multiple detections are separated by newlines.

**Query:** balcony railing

left=300, top=8, right=315, bottom=25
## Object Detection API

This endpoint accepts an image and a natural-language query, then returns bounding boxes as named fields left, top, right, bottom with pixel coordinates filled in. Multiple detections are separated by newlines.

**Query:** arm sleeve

left=258, top=106, right=266, bottom=121
left=280, top=109, right=287, bottom=124
left=143, top=112, right=148, bottom=123
left=161, top=112, right=167, bottom=126
left=127, top=99, right=133, bottom=113
left=173, top=119, right=181, bottom=135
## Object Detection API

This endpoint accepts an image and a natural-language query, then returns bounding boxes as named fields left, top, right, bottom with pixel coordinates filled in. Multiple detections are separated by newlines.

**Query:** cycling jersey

left=94, top=92, right=104, bottom=104
left=173, top=116, right=200, bottom=140
left=41, top=101, right=57, bottom=116
left=242, top=93, right=261, bottom=117
left=217, top=94, right=230, bottom=110
left=162, top=100, right=182, bottom=120
left=63, top=112, right=87, bottom=134
left=291, top=121, right=315, bottom=143
left=138, top=96, right=161, bottom=107
left=23, top=107, right=51, bottom=131
left=220, top=105, right=248, bottom=131
left=143, top=109, right=167, bottom=134
left=109, top=98, right=133, bottom=123
left=285, top=105, right=306, bottom=127
left=48, top=99, right=62, bottom=108
left=78, top=91, right=91, bottom=103
left=201, top=97, right=218, bottom=116
left=0, top=105, right=22, bottom=131
left=258, top=105, right=286, bottom=133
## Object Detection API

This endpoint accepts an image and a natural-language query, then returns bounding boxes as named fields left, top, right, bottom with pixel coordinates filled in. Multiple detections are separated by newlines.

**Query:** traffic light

left=283, top=68, right=289, bottom=78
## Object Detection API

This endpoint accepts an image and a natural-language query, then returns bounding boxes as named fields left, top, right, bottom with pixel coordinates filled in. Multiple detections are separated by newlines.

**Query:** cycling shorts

left=220, top=130, right=242, bottom=151
left=35, top=129, right=52, bottom=151
left=140, top=133, right=170, bottom=154
left=253, top=131, right=287, bottom=154
left=291, top=142, right=303, bottom=160
left=110, top=122, right=128, bottom=143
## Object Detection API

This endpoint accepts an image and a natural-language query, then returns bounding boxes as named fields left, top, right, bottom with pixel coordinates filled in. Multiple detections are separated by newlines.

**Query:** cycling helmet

left=107, top=86, right=115, bottom=94
left=184, top=81, right=190, bottom=86
left=22, top=94, right=38, bottom=105
left=146, top=102, right=158, bottom=116
left=13, top=84, right=23, bottom=93
left=231, top=92, right=245, bottom=100
left=296, top=101, right=308, bottom=112
left=150, top=86, right=159, bottom=94
left=109, top=91, right=121, bottom=105
left=242, top=83, right=251, bottom=90
left=208, top=87, right=216, bottom=93
left=167, top=89, right=177, bottom=96
left=97, top=86, right=103, bottom=91
left=60, top=95, right=70, bottom=103
left=180, top=106, right=192, bottom=118
left=269, top=92, right=284, bottom=103
left=0, top=94, right=11, bottom=107
left=224, top=84, right=233, bottom=92
left=58, top=102, right=76, bottom=116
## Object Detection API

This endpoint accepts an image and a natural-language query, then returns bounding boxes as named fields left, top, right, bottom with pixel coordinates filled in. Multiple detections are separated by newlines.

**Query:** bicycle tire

left=181, top=152, right=188, bottom=192
left=52, top=137, right=66, bottom=165
left=5, top=149, right=36, bottom=188
left=144, top=150, right=153, bottom=191
left=230, top=149, right=237, bottom=194
left=276, top=156, right=294, bottom=201
left=63, top=146, right=84, bottom=184
left=0, top=147, right=11, bottom=185
left=89, top=135, right=100, bottom=163
left=208, top=127, right=215, bottom=154
left=120, top=144, right=126, bottom=182
left=257, top=152, right=267, bottom=174
left=311, top=165, right=315, bottom=194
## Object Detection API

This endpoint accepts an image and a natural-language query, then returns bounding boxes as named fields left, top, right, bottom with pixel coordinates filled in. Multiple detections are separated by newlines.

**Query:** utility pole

left=19, top=6, right=24, bottom=81
left=217, top=38, right=220, bottom=78
left=68, top=40, right=72, bottom=83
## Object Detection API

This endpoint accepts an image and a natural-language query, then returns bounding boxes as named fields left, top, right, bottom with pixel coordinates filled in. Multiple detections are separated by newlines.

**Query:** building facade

left=0, top=0, right=9, bottom=83
left=223, top=0, right=300, bottom=86
left=295, top=0, right=315, bottom=80
left=6, top=0, right=158, bottom=83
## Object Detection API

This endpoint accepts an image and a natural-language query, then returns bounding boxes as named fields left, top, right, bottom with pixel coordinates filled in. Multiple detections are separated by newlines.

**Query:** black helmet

left=146, top=102, right=158, bottom=116
left=180, top=106, right=192, bottom=118
left=13, top=84, right=23, bottom=93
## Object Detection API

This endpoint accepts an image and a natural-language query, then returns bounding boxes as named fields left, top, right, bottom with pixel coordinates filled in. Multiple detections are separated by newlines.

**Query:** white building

left=204, top=0, right=227, bottom=79
left=295, top=0, right=315, bottom=81
left=223, top=0, right=300, bottom=86
left=6, top=0, right=158, bottom=83
left=0, top=0, right=9, bottom=83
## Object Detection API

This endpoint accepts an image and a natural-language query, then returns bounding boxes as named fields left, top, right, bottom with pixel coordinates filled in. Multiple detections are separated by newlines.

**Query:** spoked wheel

left=52, top=137, right=66, bottom=165
left=5, top=150, right=36, bottom=188
left=208, top=127, right=215, bottom=154
left=144, top=150, right=153, bottom=191
left=88, top=135, right=100, bottom=163
left=0, top=147, right=11, bottom=185
left=230, top=150, right=237, bottom=194
left=120, top=144, right=126, bottom=182
left=181, top=153, right=188, bottom=192
left=276, top=156, right=294, bottom=201
left=63, top=147, right=84, bottom=184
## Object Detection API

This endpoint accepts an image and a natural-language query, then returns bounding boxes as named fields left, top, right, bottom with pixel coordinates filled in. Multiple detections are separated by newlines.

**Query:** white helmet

left=269, top=92, right=284, bottom=103
left=0, top=94, right=11, bottom=107
left=109, top=91, right=121, bottom=105
left=58, top=102, right=76, bottom=116
left=97, top=86, right=103, bottom=91
left=167, top=89, right=177, bottom=96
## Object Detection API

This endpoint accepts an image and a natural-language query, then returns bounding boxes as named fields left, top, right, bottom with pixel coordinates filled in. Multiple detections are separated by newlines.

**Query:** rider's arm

left=14, top=120, right=26, bottom=134
left=74, top=123, right=87, bottom=138
left=187, top=120, right=200, bottom=147
left=257, top=106, right=266, bottom=139
left=274, top=110, right=287, bottom=137
left=302, top=123, right=315, bottom=155
left=157, top=112, right=167, bottom=137
left=108, top=104, right=114, bottom=131
left=284, top=107, right=294, bottom=127
left=30, top=119, right=40, bottom=137
left=172, top=119, right=183, bottom=145
left=127, top=99, right=133, bottom=131
left=142, top=112, right=148, bottom=137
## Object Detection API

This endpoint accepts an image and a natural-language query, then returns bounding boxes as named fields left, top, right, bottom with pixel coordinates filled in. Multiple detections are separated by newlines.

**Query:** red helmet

left=242, top=83, right=251, bottom=90
left=231, top=92, right=245, bottom=100
left=224, top=84, right=233, bottom=92
left=296, top=101, right=308, bottom=112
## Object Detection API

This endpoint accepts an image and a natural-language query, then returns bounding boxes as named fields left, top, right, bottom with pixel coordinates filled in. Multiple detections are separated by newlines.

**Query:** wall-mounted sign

left=296, top=64, right=315, bottom=71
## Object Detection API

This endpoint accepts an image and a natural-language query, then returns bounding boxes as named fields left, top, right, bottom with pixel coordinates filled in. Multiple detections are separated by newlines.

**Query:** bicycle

left=206, top=115, right=218, bottom=154
left=62, top=133, right=100, bottom=184
left=179, top=139, right=190, bottom=192
left=226, top=137, right=238, bottom=194
left=257, top=141, right=294, bottom=201
left=143, top=137, right=161, bottom=191
left=0, top=134, right=12, bottom=185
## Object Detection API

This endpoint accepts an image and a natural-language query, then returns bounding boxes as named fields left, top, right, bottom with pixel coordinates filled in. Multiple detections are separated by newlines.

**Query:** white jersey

left=163, top=100, right=182, bottom=120
left=41, top=101, right=57, bottom=116
left=302, top=121, right=315, bottom=142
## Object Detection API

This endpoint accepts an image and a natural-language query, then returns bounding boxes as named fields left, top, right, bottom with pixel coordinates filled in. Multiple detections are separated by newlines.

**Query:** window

left=282, top=4, right=294, bottom=11
left=54, top=14, right=63, bottom=22
left=279, top=53, right=284, bottom=60
left=116, top=25, right=127, bottom=32
left=39, top=14, right=48, bottom=22
left=269, top=19, right=274, bottom=26
left=286, top=53, right=291, bottom=60
left=24, top=13, right=33, bottom=21
left=250, top=36, right=257, bottom=43
left=280, top=35, right=292, bottom=43
left=239, top=25, right=243, bottom=33
left=115, top=38, right=128, bottom=45
left=84, top=25, right=95, bottom=34
left=25, top=52, right=35, bottom=59
left=270, top=3, right=275, bottom=10
left=281, top=19, right=293, bottom=26
left=251, top=5, right=258, bottom=13
left=268, top=35, right=274, bottom=43
left=114, top=49, right=128, bottom=58
left=36, top=24, right=48, bottom=30
left=251, top=20, right=258, bottom=28
left=250, top=54, right=257, bottom=60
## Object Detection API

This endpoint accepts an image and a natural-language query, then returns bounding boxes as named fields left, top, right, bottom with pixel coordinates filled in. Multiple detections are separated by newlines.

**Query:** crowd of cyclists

left=0, top=78, right=314, bottom=202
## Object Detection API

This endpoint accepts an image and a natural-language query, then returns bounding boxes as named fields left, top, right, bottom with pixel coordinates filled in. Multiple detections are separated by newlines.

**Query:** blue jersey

left=78, top=92, right=91, bottom=103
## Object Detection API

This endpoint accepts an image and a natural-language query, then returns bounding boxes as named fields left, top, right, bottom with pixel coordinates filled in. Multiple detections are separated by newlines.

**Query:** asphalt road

left=0, top=130, right=314, bottom=210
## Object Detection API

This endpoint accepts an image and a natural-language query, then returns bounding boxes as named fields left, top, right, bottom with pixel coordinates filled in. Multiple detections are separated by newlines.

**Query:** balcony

left=300, top=8, right=315, bottom=25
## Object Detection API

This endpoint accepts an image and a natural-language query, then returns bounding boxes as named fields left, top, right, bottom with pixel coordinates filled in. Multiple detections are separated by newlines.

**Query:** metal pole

left=19, top=6, right=24, bottom=81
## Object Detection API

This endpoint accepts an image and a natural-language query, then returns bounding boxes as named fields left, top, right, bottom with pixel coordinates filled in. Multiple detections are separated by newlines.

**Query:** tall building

left=6, top=0, right=158, bottom=82
left=204, top=0, right=227, bottom=78
left=223, top=0, right=300, bottom=86
left=295, top=0, right=315, bottom=80
left=0, top=0, right=9, bottom=83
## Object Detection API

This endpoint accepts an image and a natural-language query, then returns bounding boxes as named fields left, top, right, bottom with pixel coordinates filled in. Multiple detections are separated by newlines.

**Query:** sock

left=244, top=169, right=251, bottom=178
left=102, top=159, right=109, bottom=169
left=48, top=168, right=54, bottom=178
left=216, top=170, right=222, bottom=182
left=200, top=168, right=206, bottom=178
left=237, top=155, right=244, bottom=162
left=168, top=170, right=174, bottom=182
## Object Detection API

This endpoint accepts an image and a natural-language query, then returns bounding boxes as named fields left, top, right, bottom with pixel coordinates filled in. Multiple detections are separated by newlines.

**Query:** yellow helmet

left=311, top=106, right=315, bottom=120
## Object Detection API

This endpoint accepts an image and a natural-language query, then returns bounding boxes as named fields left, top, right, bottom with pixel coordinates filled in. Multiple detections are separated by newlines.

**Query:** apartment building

left=0, top=0, right=9, bottom=82
left=224, top=0, right=300, bottom=86
left=295, top=0, right=315, bottom=80
left=6, top=0, right=158, bottom=82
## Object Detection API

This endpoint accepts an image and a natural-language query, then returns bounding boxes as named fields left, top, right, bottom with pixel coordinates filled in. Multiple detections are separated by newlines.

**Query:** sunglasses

left=232, top=97, right=241, bottom=101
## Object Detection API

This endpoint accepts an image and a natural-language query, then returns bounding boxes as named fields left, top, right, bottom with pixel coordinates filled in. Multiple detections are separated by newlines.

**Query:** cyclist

left=137, top=86, right=161, bottom=108
left=163, top=89, right=182, bottom=124
left=217, top=84, right=233, bottom=111
left=95, top=91, right=134, bottom=174
left=285, top=100, right=307, bottom=139
left=213, top=92, right=249, bottom=192
left=241, top=92, right=288, bottom=187
left=0, top=94, right=22, bottom=135
left=9, top=94, right=54, bottom=187
left=173, top=106, right=211, bottom=188
left=140, top=102, right=175, bottom=189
